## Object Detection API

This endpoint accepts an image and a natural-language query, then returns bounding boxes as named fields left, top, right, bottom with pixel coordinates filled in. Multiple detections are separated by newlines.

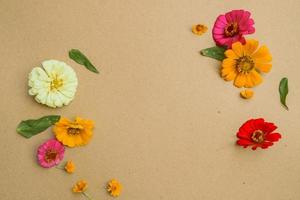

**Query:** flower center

left=251, top=130, right=265, bottom=143
left=196, top=24, right=205, bottom=31
left=45, top=149, right=58, bottom=163
left=111, top=185, right=117, bottom=191
left=224, top=22, right=239, bottom=37
left=50, top=76, right=63, bottom=90
left=67, top=123, right=84, bottom=135
left=236, top=56, right=254, bottom=73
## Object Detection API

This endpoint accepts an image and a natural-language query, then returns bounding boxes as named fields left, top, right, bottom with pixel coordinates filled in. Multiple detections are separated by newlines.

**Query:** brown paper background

left=0, top=0, right=300, bottom=199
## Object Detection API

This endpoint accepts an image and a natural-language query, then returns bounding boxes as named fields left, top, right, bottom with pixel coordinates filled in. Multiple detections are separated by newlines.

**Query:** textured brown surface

left=0, top=0, right=300, bottom=199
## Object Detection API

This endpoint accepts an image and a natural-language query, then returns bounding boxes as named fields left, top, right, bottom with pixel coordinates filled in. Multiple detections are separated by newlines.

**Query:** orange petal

left=244, top=39, right=259, bottom=56
left=234, top=74, right=246, bottom=88
left=243, top=74, right=255, bottom=88
left=249, top=70, right=263, bottom=86
left=240, top=89, right=254, bottom=99
left=232, top=42, right=244, bottom=57
left=252, top=45, right=272, bottom=63
left=225, top=49, right=238, bottom=59
left=255, top=63, right=272, bottom=73
left=222, top=58, right=236, bottom=68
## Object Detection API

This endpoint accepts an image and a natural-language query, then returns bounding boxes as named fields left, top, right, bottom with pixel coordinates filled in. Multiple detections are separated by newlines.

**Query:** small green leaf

left=69, top=49, right=99, bottom=74
left=200, top=46, right=227, bottom=61
left=16, top=115, right=61, bottom=138
left=279, top=77, right=289, bottom=110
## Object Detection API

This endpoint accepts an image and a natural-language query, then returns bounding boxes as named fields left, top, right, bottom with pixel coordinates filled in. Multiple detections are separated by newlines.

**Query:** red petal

left=252, top=118, right=265, bottom=130
left=237, top=139, right=254, bottom=147
left=261, top=141, right=274, bottom=149
left=263, top=122, right=277, bottom=134
left=237, top=130, right=251, bottom=140
left=239, top=119, right=255, bottom=134
left=265, top=133, right=281, bottom=142
left=252, top=145, right=258, bottom=150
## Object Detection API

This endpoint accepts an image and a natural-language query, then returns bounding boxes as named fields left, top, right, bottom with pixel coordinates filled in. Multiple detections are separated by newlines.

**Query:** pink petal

left=230, top=10, right=244, bottom=22
left=216, top=15, right=227, bottom=26
left=247, top=26, right=255, bottom=34
left=225, top=12, right=233, bottom=22
left=213, top=34, right=225, bottom=39
left=239, top=11, right=251, bottom=25
left=213, top=28, right=224, bottom=34
left=248, top=18, right=255, bottom=26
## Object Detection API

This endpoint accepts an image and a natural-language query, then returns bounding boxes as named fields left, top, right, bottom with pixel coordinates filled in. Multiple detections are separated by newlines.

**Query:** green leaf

left=69, top=49, right=99, bottom=74
left=279, top=77, right=289, bottom=110
left=200, top=46, right=227, bottom=61
left=16, top=115, right=61, bottom=138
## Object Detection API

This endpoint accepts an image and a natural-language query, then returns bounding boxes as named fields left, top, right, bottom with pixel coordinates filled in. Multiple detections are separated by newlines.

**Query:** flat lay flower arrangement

left=17, top=50, right=121, bottom=199
left=15, top=9, right=290, bottom=200
left=192, top=9, right=289, bottom=149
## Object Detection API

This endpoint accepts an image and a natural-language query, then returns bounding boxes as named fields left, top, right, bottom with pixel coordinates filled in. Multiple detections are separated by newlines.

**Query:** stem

left=55, top=166, right=64, bottom=170
left=82, top=192, right=93, bottom=200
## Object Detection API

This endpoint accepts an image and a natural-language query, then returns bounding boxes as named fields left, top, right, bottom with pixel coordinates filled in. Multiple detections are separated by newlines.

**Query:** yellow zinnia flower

left=65, top=160, right=75, bottom=173
left=107, top=179, right=122, bottom=197
left=72, top=180, right=88, bottom=193
left=54, top=117, right=94, bottom=147
left=192, top=24, right=208, bottom=35
left=221, top=39, right=272, bottom=88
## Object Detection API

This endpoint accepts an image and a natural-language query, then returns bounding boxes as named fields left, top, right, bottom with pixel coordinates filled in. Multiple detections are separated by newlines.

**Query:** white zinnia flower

left=28, top=60, right=78, bottom=108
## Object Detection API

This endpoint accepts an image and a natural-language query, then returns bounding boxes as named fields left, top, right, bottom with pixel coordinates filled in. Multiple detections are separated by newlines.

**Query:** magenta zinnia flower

left=212, top=10, right=255, bottom=48
left=37, top=139, right=65, bottom=168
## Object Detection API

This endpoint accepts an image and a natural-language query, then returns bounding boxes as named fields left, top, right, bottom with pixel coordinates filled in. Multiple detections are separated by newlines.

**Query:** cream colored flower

left=28, top=60, right=78, bottom=108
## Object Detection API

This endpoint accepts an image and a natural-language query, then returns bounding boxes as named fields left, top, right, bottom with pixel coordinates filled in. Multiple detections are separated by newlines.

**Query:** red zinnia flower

left=236, top=118, right=281, bottom=150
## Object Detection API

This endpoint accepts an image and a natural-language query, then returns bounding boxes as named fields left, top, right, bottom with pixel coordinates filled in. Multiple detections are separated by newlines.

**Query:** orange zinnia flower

left=221, top=39, right=272, bottom=88
left=54, top=117, right=94, bottom=147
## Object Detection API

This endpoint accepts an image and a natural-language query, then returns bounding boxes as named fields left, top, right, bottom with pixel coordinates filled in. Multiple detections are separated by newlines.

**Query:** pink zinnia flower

left=212, top=10, right=255, bottom=48
left=37, top=139, right=65, bottom=168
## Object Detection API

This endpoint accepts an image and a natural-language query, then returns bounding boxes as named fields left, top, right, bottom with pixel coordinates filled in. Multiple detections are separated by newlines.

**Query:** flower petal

left=265, top=133, right=281, bottom=142
left=234, top=73, right=246, bottom=88
left=225, top=49, right=238, bottom=59
left=244, top=39, right=259, bottom=55
left=248, top=70, right=263, bottom=87
left=252, top=45, right=272, bottom=63
left=255, top=63, right=272, bottom=73
left=231, top=42, right=244, bottom=57
left=237, top=139, right=254, bottom=147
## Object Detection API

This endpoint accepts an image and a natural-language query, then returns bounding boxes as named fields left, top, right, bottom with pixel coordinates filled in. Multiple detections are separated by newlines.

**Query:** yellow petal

left=232, top=42, right=244, bottom=57
left=240, top=89, right=254, bottom=99
left=224, top=49, right=238, bottom=59
left=243, top=73, right=255, bottom=88
left=244, top=39, right=259, bottom=56
left=249, top=70, right=263, bottom=86
left=223, top=71, right=237, bottom=81
left=252, top=45, right=272, bottom=63
left=221, top=59, right=237, bottom=81
left=222, top=58, right=236, bottom=68
left=234, top=74, right=247, bottom=88
left=255, top=63, right=272, bottom=73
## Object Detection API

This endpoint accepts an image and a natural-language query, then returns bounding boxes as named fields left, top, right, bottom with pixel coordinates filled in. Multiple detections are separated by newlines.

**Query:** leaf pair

left=17, top=115, right=60, bottom=138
